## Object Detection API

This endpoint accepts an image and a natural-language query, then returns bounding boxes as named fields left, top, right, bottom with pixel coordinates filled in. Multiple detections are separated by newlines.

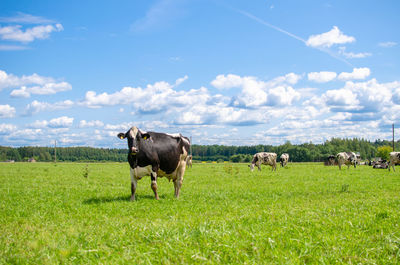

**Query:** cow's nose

left=131, top=147, right=138, bottom=154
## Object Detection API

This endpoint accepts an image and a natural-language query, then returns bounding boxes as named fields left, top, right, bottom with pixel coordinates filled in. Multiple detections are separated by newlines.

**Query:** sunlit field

left=1, top=162, right=400, bottom=264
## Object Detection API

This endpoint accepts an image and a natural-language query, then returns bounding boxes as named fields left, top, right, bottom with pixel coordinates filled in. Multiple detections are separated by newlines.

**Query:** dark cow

left=389, top=152, right=400, bottom=172
left=336, top=152, right=357, bottom=170
left=118, top=126, right=190, bottom=200
left=249, top=152, right=277, bottom=172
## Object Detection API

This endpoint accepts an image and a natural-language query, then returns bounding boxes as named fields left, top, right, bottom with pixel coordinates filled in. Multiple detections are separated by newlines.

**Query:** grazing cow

left=118, top=126, right=190, bottom=200
left=280, top=153, right=289, bottom=167
left=186, top=155, right=193, bottom=168
left=389, top=152, right=400, bottom=172
left=336, top=152, right=357, bottom=170
left=249, top=152, right=277, bottom=172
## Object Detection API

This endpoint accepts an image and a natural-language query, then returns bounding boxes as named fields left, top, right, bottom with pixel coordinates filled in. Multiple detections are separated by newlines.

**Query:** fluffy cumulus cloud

left=48, top=116, right=74, bottom=128
left=308, top=71, right=337, bottom=83
left=306, top=26, right=355, bottom=48
left=211, top=73, right=301, bottom=108
left=0, top=104, right=16, bottom=118
left=0, top=70, right=71, bottom=96
left=80, top=77, right=216, bottom=115
left=211, top=74, right=244, bottom=89
left=3, top=70, right=400, bottom=146
left=0, top=23, right=63, bottom=43
left=24, top=100, right=74, bottom=116
left=0, top=123, right=17, bottom=134
left=321, top=79, right=395, bottom=113
left=79, top=120, right=104, bottom=128
left=338, top=67, right=371, bottom=81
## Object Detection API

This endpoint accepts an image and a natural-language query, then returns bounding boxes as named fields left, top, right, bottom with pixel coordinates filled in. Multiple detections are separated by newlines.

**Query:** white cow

left=336, top=152, right=357, bottom=170
left=389, top=152, right=400, bottom=172
left=249, top=152, right=277, bottom=172
left=280, top=153, right=289, bottom=167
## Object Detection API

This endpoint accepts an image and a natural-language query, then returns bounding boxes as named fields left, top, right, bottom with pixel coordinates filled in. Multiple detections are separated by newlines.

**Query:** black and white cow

left=118, top=126, right=191, bottom=200
left=388, top=152, right=400, bottom=172
left=249, top=152, right=277, bottom=172
left=336, top=152, right=357, bottom=170
left=280, top=153, right=289, bottom=167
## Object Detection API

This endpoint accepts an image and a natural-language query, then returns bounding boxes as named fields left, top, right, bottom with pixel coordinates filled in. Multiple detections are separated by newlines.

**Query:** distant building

left=28, top=158, right=36, bottom=163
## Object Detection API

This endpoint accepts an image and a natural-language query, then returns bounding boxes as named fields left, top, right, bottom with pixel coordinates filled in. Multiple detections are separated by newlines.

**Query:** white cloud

left=211, top=74, right=244, bottom=89
left=0, top=23, right=63, bottom=43
left=323, top=88, right=359, bottom=107
left=80, top=76, right=210, bottom=115
left=307, top=71, right=337, bottom=83
left=79, top=120, right=104, bottom=128
left=0, top=70, right=71, bottom=96
left=174, top=75, right=188, bottom=86
left=393, top=87, right=400, bottom=105
left=10, top=82, right=72, bottom=98
left=0, top=104, right=16, bottom=118
left=338, top=47, right=371, bottom=59
left=24, top=100, right=74, bottom=116
left=0, top=123, right=17, bottom=134
left=28, top=120, right=49, bottom=129
left=10, top=86, right=30, bottom=98
left=306, top=26, right=355, bottom=48
left=211, top=74, right=301, bottom=108
left=321, top=79, right=396, bottom=113
left=338, top=67, right=371, bottom=81
left=378, top=41, right=397, bottom=48
left=48, top=116, right=74, bottom=128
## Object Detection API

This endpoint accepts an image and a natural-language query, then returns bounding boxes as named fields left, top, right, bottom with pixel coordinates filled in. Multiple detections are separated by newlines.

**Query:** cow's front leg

left=150, top=169, right=159, bottom=200
left=130, top=168, right=137, bottom=201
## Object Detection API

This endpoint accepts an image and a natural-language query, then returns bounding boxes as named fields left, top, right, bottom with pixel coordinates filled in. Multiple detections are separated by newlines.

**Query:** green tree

left=376, top=145, right=392, bottom=160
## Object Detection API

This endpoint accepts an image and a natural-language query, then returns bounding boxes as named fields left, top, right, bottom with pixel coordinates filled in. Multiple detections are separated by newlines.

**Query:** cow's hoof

left=130, top=196, right=135, bottom=201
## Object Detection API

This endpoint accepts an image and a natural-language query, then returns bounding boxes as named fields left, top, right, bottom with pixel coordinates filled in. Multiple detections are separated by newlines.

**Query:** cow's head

left=248, top=163, right=255, bottom=172
left=118, top=126, right=150, bottom=155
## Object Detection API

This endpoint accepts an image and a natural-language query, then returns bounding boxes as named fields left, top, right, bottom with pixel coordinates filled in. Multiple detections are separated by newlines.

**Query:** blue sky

left=0, top=0, right=399, bottom=148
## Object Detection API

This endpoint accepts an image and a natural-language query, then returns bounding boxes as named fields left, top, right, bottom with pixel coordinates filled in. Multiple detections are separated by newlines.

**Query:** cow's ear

left=140, top=133, right=150, bottom=140
left=117, top=133, right=126, bottom=140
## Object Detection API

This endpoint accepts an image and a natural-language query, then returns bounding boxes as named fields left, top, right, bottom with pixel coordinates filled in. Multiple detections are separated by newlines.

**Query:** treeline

left=0, top=138, right=398, bottom=163
left=0, top=146, right=127, bottom=162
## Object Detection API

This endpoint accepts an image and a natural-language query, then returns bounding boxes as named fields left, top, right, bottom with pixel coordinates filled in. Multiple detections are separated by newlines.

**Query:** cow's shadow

left=83, top=194, right=166, bottom=204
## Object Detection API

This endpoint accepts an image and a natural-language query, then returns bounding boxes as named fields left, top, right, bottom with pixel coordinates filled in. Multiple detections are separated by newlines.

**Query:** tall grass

left=1, top=162, right=399, bottom=264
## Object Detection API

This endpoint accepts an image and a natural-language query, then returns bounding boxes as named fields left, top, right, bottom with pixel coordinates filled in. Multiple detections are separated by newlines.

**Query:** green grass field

left=1, top=162, right=400, bottom=264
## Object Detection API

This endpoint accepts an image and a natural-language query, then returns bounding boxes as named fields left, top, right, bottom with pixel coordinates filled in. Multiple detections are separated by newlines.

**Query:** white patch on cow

left=166, top=133, right=181, bottom=138
left=129, top=126, right=139, bottom=138
left=130, top=167, right=138, bottom=187
left=133, top=165, right=152, bottom=179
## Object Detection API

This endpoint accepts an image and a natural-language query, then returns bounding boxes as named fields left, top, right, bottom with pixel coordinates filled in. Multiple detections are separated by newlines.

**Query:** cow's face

left=118, top=126, right=150, bottom=155
left=248, top=164, right=255, bottom=171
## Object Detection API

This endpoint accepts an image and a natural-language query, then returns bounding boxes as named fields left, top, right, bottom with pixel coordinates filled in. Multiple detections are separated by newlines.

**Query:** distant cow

left=118, top=126, right=190, bottom=200
left=389, top=152, right=400, bottom=172
left=186, top=155, right=193, bottom=168
left=280, top=153, right=289, bottom=167
left=336, top=152, right=357, bottom=170
left=249, top=152, right=277, bottom=172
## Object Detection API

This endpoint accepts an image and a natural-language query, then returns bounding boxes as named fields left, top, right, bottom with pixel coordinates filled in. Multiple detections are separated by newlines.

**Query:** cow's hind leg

left=174, top=162, right=186, bottom=198
left=150, top=171, right=159, bottom=200
left=130, top=168, right=137, bottom=201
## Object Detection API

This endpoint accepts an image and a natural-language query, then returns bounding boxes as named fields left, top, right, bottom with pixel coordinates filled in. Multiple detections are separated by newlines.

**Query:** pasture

left=1, top=162, right=400, bottom=264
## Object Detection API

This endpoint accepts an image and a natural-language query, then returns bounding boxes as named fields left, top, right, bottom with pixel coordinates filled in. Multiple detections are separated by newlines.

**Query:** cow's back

left=141, top=132, right=188, bottom=174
